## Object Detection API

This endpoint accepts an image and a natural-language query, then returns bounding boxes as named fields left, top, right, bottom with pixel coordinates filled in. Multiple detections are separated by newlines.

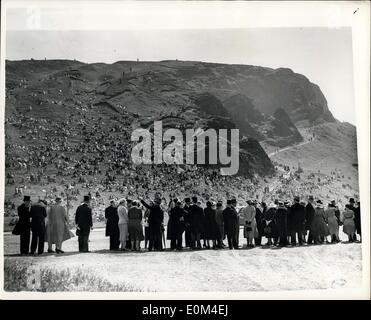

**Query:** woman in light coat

left=325, top=203, right=340, bottom=243
left=240, top=201, right=258, bottom=248
left=117, top=199, right=129, bottom=250
left=342, top=204, right=356, bottom=242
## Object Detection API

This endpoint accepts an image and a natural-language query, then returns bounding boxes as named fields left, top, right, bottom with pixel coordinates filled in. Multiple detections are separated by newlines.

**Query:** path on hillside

left=268, top=140, right=312, bottom=158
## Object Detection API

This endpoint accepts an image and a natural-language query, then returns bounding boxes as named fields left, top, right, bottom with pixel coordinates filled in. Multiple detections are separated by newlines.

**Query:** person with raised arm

left=139, top=193, right=164, bottom=251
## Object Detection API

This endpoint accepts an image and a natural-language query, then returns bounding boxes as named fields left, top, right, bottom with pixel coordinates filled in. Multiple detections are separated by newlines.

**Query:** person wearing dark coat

left=126, top=199, right=133, bottom=250
left=262, top=204, right=278, bottom=246
left=222, top=200, right=239, bottom=249
left=275, top=201, right=288, bottom=247
left=105, top=200, right=120, bottom=250
left=348, top=198, right=359, bottom=242
left=17, top=195, right=32, bottom=255
left=215, top=201, right=225, bottom=248
left=305, top=196, right=316, bottom=244
left=128, top=201, right=144, bottom=250
left=75, top=196, right=93, bottom=252
left=203, top=201, right=219, bottom=248
left=30, top=200, right=47, bottom=255
left=354, top=201, right=361, bottom=242
left=290, top=196, right=306, bottom=245
left=189, top=197, right=204, bottom=249
left=254, top=202, right=264, bottom=246
left=167, top=200, right=186, bottom=250
left=140, top=196, right=164, bottom=251
left=183, top=198, right=192, bottom=248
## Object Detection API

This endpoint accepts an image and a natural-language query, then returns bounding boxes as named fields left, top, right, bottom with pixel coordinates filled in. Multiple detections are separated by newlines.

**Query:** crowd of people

left=13, top=192, right=361, bottom=255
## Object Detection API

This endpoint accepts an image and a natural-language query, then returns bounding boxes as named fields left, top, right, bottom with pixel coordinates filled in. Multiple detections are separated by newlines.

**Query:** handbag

left=245, top=222, right=252, bottom=232
left=263, top=226, right=271, bottom=234
left=12, top=222, right=21, bottom=235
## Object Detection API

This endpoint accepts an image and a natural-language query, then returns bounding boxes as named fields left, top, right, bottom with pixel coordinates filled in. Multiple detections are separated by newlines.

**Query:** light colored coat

left=240, top=205, right=258, bottom=239
left=117, top=205, right=128, bottom=242
left=46, top=204, right=70, bottom=245
left=325, top=207, right=339, bottom=235
left=342, top=208, right=355, bottom=236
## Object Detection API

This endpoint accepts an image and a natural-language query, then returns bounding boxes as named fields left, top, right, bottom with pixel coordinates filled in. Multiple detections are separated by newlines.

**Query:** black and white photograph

left=0, top=0, right=369, bottom=299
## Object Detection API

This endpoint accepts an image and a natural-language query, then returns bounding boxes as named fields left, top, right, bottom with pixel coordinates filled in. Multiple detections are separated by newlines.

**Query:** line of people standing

left=15, top=193, right=361, bottom=255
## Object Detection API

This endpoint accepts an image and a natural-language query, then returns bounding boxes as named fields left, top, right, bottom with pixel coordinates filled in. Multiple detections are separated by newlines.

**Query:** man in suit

left=75, top=195, right=93, bottom=252
left=17, top=195, right=32, bottom=255
left=305, top=195, right=315, bottom=244
left=30, top=199, right=47, bottom=255
left=290, top=196, right=306, bottom=245
left=183, top=197, right=192, bottom=248
left=105, top=200, right=120, bottom=250
left=140, top=195, right=164, bottom=251
left=223, top=199, right=239, bottom=249
left=348, top=198, right=359, bottom=242
left=189, top=196, right=204, bottom=249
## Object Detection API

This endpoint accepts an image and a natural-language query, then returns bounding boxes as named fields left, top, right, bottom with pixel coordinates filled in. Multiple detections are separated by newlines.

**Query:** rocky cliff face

left=5, top=59, right=341, bottom=177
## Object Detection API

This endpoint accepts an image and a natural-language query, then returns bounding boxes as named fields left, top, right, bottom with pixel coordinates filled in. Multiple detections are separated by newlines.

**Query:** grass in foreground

left=4, top=259, right=143, bottom=292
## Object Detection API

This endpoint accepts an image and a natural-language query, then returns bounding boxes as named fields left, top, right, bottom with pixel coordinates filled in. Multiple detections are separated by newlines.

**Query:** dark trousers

left=148, top=226, right=162, bottom=251
left=191, top=232, right=201, bottom=248
left=126, top=234, right=132, bottom=249
left=255, top=236, right=262, bottom=245
left=78, top=227, right=90, bottom=252
left=20, top=230, right=30, bottom=254
left=278, top=236, right=287, bottom=246
left=185, top=227, right=192, bottom=247
left=170, top=235, right=183, bottom=250
left=226, top=233, right=238, bottom=249
left=307, top=231, right=314, bottom=244
left=30, top=229, right=45, bottom=254
left=109, top=233, right=120, bottom=250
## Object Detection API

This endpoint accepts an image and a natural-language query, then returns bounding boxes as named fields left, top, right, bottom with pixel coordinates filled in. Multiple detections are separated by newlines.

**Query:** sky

left=3, top=3, right=357, bottom=124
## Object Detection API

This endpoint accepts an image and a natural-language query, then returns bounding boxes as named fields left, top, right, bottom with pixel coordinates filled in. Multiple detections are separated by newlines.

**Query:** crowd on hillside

left=13, top=192, right=361, bottom=255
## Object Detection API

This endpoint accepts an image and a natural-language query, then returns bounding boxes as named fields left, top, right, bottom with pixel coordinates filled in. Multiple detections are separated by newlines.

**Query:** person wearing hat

left=342, top=204, right=356, bottom=242
left=188, top=196, right=204, bottom=250
left=354, top=201, right=361, bottom=242
left=203, top=201, right=219, bottom=249
left=231, top=198, right=241, bottom=247
left=262, top=203, right=278, bottom=246
left=117, top=199, right=129, bottom=250
left=30, top=199, right=48, bottom=255
left=222, top=199, right=239, bottom=249
left=105, top=200, right=120, bottom=251
left=324, top=201, right=340, bottom=243
left=348, top=198, right=359, bottom=242
left=127, top=201, right=144, bottom=251
left=125, top=199, right=133, bottom=250
left=140, top=196, right=164, bottom=251
left=215, top=201, right=225, bottom=248
left=289, top=196, right=306, bottom=246
left=75, top=195, right=93, bottom=252
left=240, top=200, right=258, bottom=248
left=275, top=201, right=288, bottom=247
left=253, top=201, right=264, bottom=246
left=46, top=197, right=71, bottom=254
left=183, top=197, right=192, bottom=248
left=310, top=200, right=330, bottom=245
left=17, top=195, right=32, bottom=255
left=305, top=195, right=315, bottom=244
left=167, top=200, right=186, bottom=250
